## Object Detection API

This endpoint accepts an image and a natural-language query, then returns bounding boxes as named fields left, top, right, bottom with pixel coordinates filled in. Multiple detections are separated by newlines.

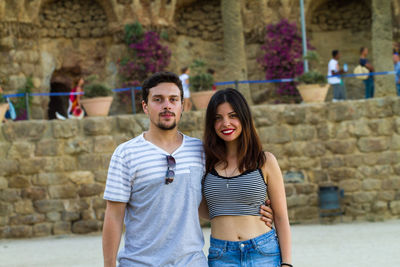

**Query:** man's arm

left=260, top=199, right=273, bottom=228
left=103, top=200, right=126, bottom=267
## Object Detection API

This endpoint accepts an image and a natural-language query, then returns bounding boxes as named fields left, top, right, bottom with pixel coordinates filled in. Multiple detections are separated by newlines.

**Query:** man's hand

left=260, top=199, right=274, bottom=228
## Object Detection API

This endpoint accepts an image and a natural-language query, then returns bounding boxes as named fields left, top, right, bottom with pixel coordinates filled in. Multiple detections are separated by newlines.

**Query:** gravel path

left=1, top=220, right=399, bottom=267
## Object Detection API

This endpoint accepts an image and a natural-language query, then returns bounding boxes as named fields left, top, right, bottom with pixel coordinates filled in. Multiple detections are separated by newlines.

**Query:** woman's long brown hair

left=203, top=88, right=266, bottom=174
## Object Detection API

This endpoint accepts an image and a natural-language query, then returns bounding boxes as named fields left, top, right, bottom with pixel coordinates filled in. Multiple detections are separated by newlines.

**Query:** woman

left=200, top=88, right=292, bottom=267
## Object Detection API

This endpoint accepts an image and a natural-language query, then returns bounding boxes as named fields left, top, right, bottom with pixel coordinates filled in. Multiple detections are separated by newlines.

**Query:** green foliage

left=124, top=22, right=144, bottom=45
left=15, top=76, right=33, bottom=111
left=0, top=93, right=6, bottom=104
left=83, top=83, right=113, bottom=98
left=189, top=59, right=214, bottom=92
left=297, top=51, right=327, bottom=84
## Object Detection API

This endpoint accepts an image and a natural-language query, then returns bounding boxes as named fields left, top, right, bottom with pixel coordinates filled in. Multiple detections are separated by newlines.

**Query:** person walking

left=179, top=66, right=192, bottom=111
left=359, top=47, right=374, bottom=98
left=102, top=72, right=273, bottom=267
left=394, top=53, right=400, bottom=96
left=327, top=50, right=347, bottom=101
left=201, top=88, right=292, bottom=267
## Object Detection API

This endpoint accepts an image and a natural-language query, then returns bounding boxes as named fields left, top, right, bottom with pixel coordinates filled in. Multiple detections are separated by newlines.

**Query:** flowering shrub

left=118, top=22, right=171, bottom=111
left=258, top=19, right=313, bottom=102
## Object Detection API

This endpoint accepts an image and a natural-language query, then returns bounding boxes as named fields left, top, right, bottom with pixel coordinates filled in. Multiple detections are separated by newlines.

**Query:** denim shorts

left=208, top=229, right=281, bottom=267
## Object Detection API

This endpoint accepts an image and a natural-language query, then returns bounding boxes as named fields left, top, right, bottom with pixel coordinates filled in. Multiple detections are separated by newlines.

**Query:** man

left=394, top=53, right=400, bottom=96
left=359, top=47, right=374, bottom=98
left=102, top=72, right=273, bottom=267
left=327, top=50, right=346, bottom=102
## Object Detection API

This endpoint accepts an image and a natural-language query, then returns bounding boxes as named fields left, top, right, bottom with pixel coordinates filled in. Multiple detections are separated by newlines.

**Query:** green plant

left=0, top=93, right=6, bottom=104
left=14, top=76, right=34, bottom=120
left=297, top=51, right=327, bottom=84
left=189, top=59, right=214, bottom=92
left=83, top=83, right=113, bottom=98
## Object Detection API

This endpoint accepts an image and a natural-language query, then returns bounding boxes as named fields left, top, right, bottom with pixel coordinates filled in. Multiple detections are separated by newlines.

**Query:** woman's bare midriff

left=210, top=215, right=272, bottom=241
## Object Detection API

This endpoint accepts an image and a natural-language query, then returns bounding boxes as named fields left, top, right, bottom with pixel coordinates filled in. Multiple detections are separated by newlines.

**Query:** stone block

left=44, top=156, right=77, bottom=172
left=81, top=210, right=96, bottom=220
left=135, top=114, right=150, bottom=130
left=14, top=200, right=34, bottom=214
left=94, top=170, right=108, bottom=183
left=35, top=139, right=63, bottom=156
left=365, top=98, right=393, bottom=118
left=309, top=170, right=328, bottom=183
left=64, top=138, right=92, bottom=154
left=303, top=142, right=326, bottom=157
left=358, top=165, right=392, bottom=177
left=0, top=177, right=7, bottom=189
left=394, top=164, right=400, bottom=175
left=0, top=159, right=19, bottom=176
left=328, top=102, right=360, bottom=122
left=391, top=134, right=400, bottom=150
left=381, top=177, right=400, bottom=190
left=393, top=98, right=400, bottom=116
left=395, top=117, right=400, bottom=134
left=46, top=211, right=61, bottom=222
left=294, top=206, right=319, bottom=220
left=7, top=142, right=35, bottom=158
left=53, top=221, right=71, bottom=235
left=67, top=171, right=94, bottom=184
left=83, top=117, right=113, bottom=136
left=325, top=140, right=356, bottom=154
left=78, top=154, right=111, bottom=171
left=33, top=223, right=52, bottom=237
left=286, top=194, right=308, bottom=208
left=305, top=105, right=327, bottom=124
left=72, top=219, right=100, bottom=234
left=353, top=192, right=376, bottom=203
left=282, top=106, right=306, bottom=125
left=389, top=200, right=400, bottom=214
left=362, top=179, right=381, bottom=191
left=34, top=199, right=64, bottom=213
left=294, top=183, right=317, bottom=194
left=2, top=121, right=48, bottom=141
left=8, top=175, right=31, bottom=188
left=0, top=202, right=13, bottom=216
left=345, top=204, right=366, bottom=216
left=343, top=154, right=364, bottom=167
left=0, top=189, right=21, bottom=202
left=95, top=208, right=105, bottom=221
left=357, top=137, right=390, bottom=152
left=292, top=125, right=315, bottom=141
left=92, top=197, right=106, bottom=209
left=308, top=193, right=318, bottom=206
left=93, top=136, right=116, bottom=153
left=371, top=201, right=388, bottom=213
left=368, top=119, right=394, bottom=136
left=346, top=120, right=370, bottom=137
left=33, top=172, right=68, bottom=186
left=64, top=199, right=90, bottom=212
left=377, top=191, right=395, bottom=201
left=18, top=158, right=46, bottom=175
left=287, top=157, right=319, bottom=169
left=79, top=183, right=104, bottom=197
left=62, top=211, right=80, bottom=221
left=21, top=187, right=47, bottom=200
left=338, top=179, right=361, bottom=192
left=9, top=225, right=32, bottom=238
left=320, top=156, right=344, bottom=168
left=49, top=184, right=78, bottom=199
left=328, top=168, right=360, bottom=181
left=282, top=142, right=305, bottom=157
left=258, top=126, right=291, bottom=144
left=0, top=143, right=10, bottom=158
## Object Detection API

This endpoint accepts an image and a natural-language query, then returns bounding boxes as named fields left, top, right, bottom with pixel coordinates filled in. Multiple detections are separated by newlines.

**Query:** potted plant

left=81, top=82, right=114, bottom=117
left=296, top=51, right=329, bottom=103
left=189, top=59, right=215, bottom=109
left=0, top=92, right=9, bottom=123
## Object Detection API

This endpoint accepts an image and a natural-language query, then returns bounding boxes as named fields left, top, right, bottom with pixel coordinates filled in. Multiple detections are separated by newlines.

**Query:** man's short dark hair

left=360, top=47, right=366, bottom=54
left=141, top=72, right=183, bottom=103
left=332, top=50, right=339, bottom=58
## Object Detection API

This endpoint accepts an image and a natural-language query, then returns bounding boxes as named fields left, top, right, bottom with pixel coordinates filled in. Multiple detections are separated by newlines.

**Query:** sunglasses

left=165, top=155, right=176, bottom=184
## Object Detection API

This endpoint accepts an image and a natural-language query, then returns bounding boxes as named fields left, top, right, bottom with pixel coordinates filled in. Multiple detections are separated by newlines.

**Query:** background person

left=179, top=66, right=192, bottom=111
left=359, top=47, right=375, bottom=98
left=201, top=88, right=292, bottom=267
left=327, top=50, right=347, bottom=101
left=394, top=53, right=400, bottom=96
left=67, top=77, right=85, bottom=119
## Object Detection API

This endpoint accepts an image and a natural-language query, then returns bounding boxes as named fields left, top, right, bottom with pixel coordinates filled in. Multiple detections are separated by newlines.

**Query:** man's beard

left=157, top=121, right=177, bottom=130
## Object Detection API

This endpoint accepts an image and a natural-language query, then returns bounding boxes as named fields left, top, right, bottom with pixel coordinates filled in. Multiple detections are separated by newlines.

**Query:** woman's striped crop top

left=203, top=168, right=268, bottom=219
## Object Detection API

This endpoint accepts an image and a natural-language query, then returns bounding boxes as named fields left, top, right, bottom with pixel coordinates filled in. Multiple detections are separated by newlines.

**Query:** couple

left=102, top=72, right=292, bottom=267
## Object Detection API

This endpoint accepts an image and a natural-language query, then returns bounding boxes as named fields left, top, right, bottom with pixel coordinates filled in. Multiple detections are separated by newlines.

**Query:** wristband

left=281, top=263, right=293, bottom=267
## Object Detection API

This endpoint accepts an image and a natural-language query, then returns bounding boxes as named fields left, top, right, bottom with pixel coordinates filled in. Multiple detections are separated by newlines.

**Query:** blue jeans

left=363, top=77, right=374, bottom=98
left=208, top=229, right=281, bottom=267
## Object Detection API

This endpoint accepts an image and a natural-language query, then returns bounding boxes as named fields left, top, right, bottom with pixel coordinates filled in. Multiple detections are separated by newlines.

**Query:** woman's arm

left=263, top=152, right=292, bottom=265
left=198, top=198, right=210, bottom=220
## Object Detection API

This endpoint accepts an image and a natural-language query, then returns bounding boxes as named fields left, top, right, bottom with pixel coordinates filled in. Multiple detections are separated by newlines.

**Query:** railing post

left=234, top=80, right=239, bottom=90
left=25, top=92, right=30, bottom=120
left=130, top=87, right=136, bottom=114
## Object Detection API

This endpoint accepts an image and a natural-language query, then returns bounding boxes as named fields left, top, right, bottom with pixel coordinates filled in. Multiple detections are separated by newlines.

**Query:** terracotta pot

left=0, top=103, right=9, bottom=122
left=191, top=90, right=216, bottom=110
left=81, top=96, right=113, bottom=117
left=297, top=84, right=330, bottom=103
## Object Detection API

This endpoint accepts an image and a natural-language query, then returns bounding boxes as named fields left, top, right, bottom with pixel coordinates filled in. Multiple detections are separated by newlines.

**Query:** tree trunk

left=371, top=0, right=396, bottom=97
left=221, top=0, right=252, bottom=103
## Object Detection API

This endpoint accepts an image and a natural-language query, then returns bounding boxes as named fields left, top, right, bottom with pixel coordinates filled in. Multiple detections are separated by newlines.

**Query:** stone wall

left=1, top=97, right=400, bottom=238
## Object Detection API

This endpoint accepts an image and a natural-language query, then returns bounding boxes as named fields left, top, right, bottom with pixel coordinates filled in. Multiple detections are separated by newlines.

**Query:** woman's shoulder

left=262, top=151, right=279, bottom=170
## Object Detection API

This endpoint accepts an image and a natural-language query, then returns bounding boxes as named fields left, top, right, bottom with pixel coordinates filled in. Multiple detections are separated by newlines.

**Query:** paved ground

left=1, top=220, right=399, bottom=267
